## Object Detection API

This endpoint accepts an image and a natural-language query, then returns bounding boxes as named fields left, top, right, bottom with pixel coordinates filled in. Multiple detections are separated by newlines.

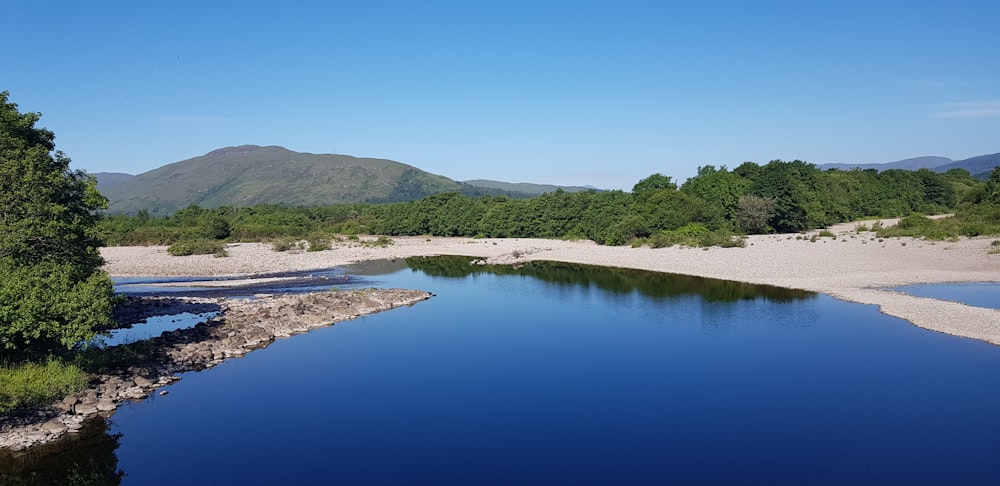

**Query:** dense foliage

left=0, top=92, right=117, bottom=353
left=98, top=160, right=993, bottom=247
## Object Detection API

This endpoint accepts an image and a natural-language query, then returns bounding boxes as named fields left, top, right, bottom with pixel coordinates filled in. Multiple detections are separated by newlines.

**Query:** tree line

left=97, top=160, right=993, bottom=248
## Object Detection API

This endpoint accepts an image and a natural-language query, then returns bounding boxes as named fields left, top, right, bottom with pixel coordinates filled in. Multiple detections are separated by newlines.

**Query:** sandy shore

left=101, top=223, right=1000, bottom=346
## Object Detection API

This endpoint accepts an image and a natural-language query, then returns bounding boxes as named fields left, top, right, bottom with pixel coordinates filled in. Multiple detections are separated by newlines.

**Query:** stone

left=96, top=400, right=117, bottom=412
left=41, top=420, right=67, bottom=435
left=133, top=376, right=154, bottom=388
left=75, top=402, right=99, bottom=415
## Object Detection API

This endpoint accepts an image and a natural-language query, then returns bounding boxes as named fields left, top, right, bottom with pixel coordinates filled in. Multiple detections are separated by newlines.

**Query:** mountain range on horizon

left=94, top=145, right=597, bottom=215
left=818, top=153, right=1000, bottom=177
left=93, top=145, right=1000, bottom=215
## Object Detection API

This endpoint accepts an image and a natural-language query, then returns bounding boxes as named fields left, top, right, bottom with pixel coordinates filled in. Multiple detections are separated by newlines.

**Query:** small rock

left=96, top=399, right=117, bottom=412
left=133, top=376, right=154, bottom=388
left=41, top=420, right=67, bottom=435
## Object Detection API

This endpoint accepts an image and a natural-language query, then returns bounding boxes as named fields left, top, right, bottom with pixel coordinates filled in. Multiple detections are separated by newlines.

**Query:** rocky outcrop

left=0, top=288, right=431, bottom=453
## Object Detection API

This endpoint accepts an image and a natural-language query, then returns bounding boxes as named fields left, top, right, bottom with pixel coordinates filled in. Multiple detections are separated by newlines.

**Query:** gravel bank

left=103, top=229, right=1000, bottom=345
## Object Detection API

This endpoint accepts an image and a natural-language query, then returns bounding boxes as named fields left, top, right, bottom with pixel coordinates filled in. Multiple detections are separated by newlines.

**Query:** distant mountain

left=818, top=156, right=953, bottom=172
left=461, top=179, right=598, bottom=196
left=95, top=145, right=597, bottom=215
left=935, top=153, right=1000, bottom=179
left=99, top=145, right=482, bottom=214
left=92, top=172, right=136, bottom=192
left=819, top=153, right=999, bottom=180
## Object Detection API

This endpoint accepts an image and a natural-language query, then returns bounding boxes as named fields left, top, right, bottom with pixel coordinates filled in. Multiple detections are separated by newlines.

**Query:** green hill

left=461, top=179, right=598, bottom=195
left=101, top=145, right=476, bottom=215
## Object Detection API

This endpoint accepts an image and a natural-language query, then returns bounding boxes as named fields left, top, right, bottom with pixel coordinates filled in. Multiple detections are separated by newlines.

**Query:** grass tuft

left=0, top=360, right=87, bottom=413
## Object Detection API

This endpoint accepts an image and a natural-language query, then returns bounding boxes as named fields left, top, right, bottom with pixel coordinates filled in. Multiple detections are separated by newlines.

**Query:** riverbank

left=103, top=226, right=1000, bottom=345
left=0, top=289, right=430, bottom=453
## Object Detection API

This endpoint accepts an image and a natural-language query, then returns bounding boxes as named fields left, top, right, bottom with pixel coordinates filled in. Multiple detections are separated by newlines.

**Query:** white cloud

left=932, top=101, right=1000, bottom=118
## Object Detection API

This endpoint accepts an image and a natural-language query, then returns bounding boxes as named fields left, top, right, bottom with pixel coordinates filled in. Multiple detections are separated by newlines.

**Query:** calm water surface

left=7, top=259, right=1000, bottom=484
left=894, top=282, right=1000, bottom=309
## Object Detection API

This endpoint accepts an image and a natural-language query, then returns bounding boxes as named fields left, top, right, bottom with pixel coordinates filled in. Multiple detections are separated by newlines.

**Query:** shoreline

left=5, top=225, right=999, bottom=452
left=0, top=290, right=431, bottom=453
left=103, top=227, right=1000, bottom=345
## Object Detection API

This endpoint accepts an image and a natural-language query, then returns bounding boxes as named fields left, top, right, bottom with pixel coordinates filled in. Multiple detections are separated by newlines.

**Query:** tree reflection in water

left=405, top=256, right=816, bottom=303
left=0, top=417, right=125, bottom=485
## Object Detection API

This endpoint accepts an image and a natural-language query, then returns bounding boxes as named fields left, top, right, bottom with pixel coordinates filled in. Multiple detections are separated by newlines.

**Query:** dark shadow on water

left=0, top=417, right=124, bottom=485
left=405, top=255, right=816, bottom=302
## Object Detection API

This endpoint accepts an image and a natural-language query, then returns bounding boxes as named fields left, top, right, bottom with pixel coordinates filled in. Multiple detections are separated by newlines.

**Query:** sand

left=101, top=222, right=1000, bottom=346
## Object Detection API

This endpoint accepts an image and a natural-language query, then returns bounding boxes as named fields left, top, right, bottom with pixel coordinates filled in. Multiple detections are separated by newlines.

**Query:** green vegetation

left=1, top=92, right=118, bottom=354
left=0, top=360, right=87, bottom=413
left=167, top=238, right=228, bottom=257
left=98, top=160, right=999, bottom=249
left=100, top=145, right=520, bottom=215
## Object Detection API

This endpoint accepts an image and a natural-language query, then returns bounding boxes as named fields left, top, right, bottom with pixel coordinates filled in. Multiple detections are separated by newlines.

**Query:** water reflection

left=0, top=258, right=863, bottom=484
left=405, top=256, right=816, bottom=302
left=0, top=418, right=124, bottom=485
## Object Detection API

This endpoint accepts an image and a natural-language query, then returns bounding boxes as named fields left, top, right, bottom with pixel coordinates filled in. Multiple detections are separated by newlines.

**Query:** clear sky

left=5, top=0, right=999, bottom=190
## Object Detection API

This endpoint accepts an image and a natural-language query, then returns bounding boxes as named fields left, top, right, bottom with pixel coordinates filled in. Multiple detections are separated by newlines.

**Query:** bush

left=167, top=239, right=227, bottom=257
left=0, top=261, right=118, bottom=351
left=306, top=236, right=331, bottom=252
left=0, top=360, right=87, bottom=413
left=271, top=237, right=301, bottom=252
left=645, top=224, right=744, bottom=248
left=360, top=236, right=394, bottom=248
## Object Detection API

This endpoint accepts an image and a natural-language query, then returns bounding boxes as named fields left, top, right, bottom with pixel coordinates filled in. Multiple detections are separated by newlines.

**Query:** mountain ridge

left=818, top=153, right=999, bottom=178
left=96, top=145, right=593, bottom=214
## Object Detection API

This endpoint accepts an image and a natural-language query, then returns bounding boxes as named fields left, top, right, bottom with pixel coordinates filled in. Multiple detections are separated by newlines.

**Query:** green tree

left=983, top=166, right=1000, bottom=205
left=0, top=91, right=116, bottom=352
left=736, top=195, right=776, bottom=233
left=632, top=173, right=677, bottom=197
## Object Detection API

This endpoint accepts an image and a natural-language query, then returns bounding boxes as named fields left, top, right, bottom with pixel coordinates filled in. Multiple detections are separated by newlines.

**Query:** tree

left=983, top=166, right=1000, bottom=205
left=632, top=173, right=677, bottom=198
left=0, top=91, right=117, bottom=352
left=736, top=195, right=776, bottom=233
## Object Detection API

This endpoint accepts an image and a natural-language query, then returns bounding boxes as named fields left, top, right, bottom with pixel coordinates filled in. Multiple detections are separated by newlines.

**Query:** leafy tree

left=979, top=166, right=1000, bottom=205
left=0, top=91, right=116, bottom=352
left=680, top=165, right=750, bottom=227
left=750, top=160, right=820, bottom=232
left=736, top=195, right=776, bottom=233
left=632, top=173, right=677, bottom=197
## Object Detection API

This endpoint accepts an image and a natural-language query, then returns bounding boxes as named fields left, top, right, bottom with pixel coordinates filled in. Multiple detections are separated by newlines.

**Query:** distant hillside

left=819, top=153, right=999, bottom=180
left=100, top=145, right=495, bottom=214
left=462, top=179, right=599, bottom=196
left=819, top=156, right=953, bottom=172
left=935, top=153, right=1000, bottom=179
left=92, top=172, right=136, bottom=192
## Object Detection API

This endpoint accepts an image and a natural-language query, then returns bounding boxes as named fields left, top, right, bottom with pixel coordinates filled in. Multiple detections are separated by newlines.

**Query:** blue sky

left=5, top=1, right=999, bottom=190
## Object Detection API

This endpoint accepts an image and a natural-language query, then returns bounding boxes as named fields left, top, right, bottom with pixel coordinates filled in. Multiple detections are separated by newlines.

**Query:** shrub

left=360, top=236, right=394, bottom=248
left=167, top=239, right=227, bottom=257
left=817, top=229, right=836, bottom=238
left=0, top=360, right=87, bottom=413
left=271, top=237, right=300, bottom=252
left=646, top=225, right=743, bottom=248
left=307, top=237, right=331, bottom=252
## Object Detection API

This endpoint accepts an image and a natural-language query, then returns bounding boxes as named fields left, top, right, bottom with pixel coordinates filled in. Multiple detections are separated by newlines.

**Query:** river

left=4, top=257, right=1000, bottom=484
